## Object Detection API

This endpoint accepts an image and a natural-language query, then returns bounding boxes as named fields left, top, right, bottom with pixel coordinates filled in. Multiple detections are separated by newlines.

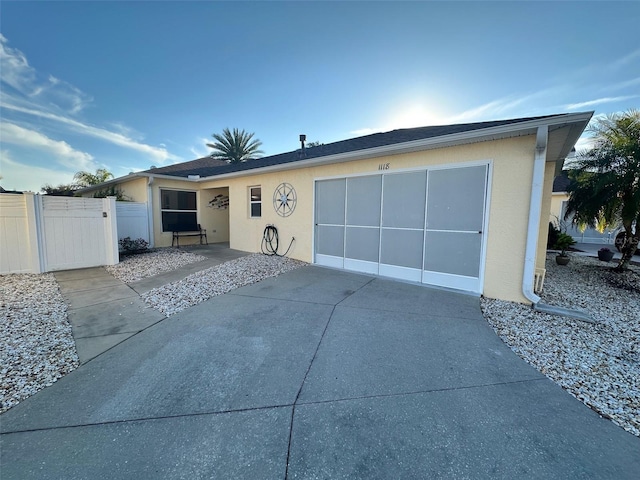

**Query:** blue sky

left=1, top=1, right=639, bottom=192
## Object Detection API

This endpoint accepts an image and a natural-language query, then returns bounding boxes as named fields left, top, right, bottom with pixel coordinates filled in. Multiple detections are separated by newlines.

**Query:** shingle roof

left=144, top=156, right=227, bottom=176
left=147, top=113, right=574, bottom=179
left=553, top=172, right=573, bottom=192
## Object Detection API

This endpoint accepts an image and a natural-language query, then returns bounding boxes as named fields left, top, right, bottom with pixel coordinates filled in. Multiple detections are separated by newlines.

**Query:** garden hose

left=261, top=224, right=294, bottom=257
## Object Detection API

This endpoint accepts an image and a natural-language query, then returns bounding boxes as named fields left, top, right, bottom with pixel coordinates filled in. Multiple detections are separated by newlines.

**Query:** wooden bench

left=170, top=223, right=208, bottom=247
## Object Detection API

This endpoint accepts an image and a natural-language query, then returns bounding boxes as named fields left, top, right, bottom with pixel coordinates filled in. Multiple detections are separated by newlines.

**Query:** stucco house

left=81, top=112, right=593, bottom=304
left=550, top=170, right=617, bottom=244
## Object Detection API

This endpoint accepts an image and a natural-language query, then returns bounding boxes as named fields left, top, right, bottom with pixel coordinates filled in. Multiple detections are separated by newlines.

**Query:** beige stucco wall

left=550, top=192, right=568, bottom=225
left=78, top=177, right=148, bottom=202
left=82, top=177, right=232, bottom=247
left=119, top=177, right=149, bottom=203
left=99, top=135, right=562, bottom=303
left=536, top=162, right=556, bottom=270
left=199, top=187, right=230, bottom=244
left=199, top=135, right=539, bottom=303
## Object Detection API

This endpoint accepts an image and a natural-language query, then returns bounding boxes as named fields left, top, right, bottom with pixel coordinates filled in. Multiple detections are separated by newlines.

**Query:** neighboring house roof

left=78, top=111, right=593, bottom=192
left=0, top=186, right=23, bottom=194
left=144, top=156, right=228, bottom=176
left=553, top=172, right=573, bottom=193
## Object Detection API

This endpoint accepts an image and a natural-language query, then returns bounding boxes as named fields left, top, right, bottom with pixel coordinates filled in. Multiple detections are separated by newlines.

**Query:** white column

left=103, top=197, right=119, bottom=265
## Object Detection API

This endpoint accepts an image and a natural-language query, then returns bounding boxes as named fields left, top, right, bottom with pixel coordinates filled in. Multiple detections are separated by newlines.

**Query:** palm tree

left=565, top=109, right=640, bottom=271
left=73, top=168, right=114, bottom=187
left=206, top=128, right=263, bottom=164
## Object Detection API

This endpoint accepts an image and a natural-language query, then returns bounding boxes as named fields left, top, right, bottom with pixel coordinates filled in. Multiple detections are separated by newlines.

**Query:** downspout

left=147, top=176, right=155, bottom=248
left=522, top=126, right=548, bottom=305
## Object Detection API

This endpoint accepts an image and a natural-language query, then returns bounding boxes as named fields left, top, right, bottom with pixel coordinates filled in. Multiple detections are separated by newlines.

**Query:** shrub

left=547, top=222, right=560, bottom=249
left=119, top=237, right=149, bottom=254
left=554, top=233, right=576, bottom=256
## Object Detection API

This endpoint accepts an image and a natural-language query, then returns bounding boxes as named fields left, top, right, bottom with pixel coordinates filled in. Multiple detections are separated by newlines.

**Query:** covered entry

left=314, top=163, right=489, bottom=293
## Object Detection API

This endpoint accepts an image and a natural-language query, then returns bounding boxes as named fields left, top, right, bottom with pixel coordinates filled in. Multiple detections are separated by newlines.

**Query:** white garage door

left=314, top=163, right=489, bottom=293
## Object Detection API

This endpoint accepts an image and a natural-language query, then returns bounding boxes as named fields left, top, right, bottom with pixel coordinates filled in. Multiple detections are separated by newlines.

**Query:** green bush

left=553, top=233, right=576, bottom=255
left=547, top=222, right=560, bottom=249
left=119, top=237, right=149, bottom=254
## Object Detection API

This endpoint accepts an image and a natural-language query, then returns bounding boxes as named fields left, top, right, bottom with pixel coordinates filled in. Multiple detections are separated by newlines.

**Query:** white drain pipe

left=522, top=126, right=548, bottom=304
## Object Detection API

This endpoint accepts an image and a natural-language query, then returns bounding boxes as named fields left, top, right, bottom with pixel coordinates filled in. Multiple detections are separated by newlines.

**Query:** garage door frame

left=313, top=160, right=492, bottom=294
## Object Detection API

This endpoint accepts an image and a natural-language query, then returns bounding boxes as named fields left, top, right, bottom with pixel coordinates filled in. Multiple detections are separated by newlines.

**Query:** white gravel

left=482, top=253, right=640, bottom=437
left=3, top=248, right=637, bottom=439
left=142, top=253, right=307, bottom=316
left=0, top=273, right=79, bottom=414
left=105, top=249, right=206, bottom=283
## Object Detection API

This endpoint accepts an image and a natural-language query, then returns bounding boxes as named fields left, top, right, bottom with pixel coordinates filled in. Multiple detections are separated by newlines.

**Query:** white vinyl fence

left=0, top=193, right=40, bottom=274
left=0, top=193, right=119, bottom=274
left=116, top=201, right=150, bottom=244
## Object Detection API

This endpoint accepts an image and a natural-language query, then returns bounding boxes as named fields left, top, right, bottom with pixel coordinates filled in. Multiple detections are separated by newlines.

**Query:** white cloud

left=189, top=138, right=211, bottom=159
left=609, top=77, right=640, bottom=91
left=610, top=48, right=640, bottom=70
left=350, top=127, right=382, bottom=136
left=448, top=88, right=564, bottom=123
left=0, top=35, right=181, bottom=165
left=0, top=33, right=34, bottom=95
left=1, top=102, right=181, bottom=163
left=0, top=35, right=92, bottom=114
left=0, top=122, right=96, bottom=170
left=566, top=95, right=640, bottom=110
left=0, top=149, right=75, bottom=193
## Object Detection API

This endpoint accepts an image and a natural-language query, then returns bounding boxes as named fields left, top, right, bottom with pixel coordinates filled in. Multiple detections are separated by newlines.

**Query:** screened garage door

left=314, top=164, right=489, bottom=293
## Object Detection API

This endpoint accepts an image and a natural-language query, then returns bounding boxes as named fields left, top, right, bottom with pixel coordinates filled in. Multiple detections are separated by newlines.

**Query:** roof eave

left=76, top=171, right=203, bottom=194
left=197, top=111, right=594, bottom=182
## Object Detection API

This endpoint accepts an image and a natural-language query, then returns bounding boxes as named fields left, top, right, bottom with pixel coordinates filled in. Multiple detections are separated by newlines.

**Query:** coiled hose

left=261, top=225, right=294, bottom=257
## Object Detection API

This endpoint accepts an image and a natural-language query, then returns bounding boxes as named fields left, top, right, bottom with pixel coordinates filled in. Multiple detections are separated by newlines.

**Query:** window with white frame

left=161, top=189, right=197, bottom=231
left=249, top=186, right=261, bottom=217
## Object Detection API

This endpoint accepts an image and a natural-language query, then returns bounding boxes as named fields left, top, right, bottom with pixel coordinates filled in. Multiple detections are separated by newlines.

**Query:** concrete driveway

left=1, top=266, right=638, bottom=478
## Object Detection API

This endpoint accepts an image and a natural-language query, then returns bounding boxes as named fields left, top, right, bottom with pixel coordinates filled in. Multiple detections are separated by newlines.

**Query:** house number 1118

left=378, top=163, right=390, bottom=170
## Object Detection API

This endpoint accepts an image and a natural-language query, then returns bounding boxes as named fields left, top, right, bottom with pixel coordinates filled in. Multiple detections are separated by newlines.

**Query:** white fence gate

left=0, top=193, right=119, bottom=274
left=116, top=201, right=150, bottom=244
left=0, top=194, right=40, bottom=274
left=41, top=196, right=118, bottom=271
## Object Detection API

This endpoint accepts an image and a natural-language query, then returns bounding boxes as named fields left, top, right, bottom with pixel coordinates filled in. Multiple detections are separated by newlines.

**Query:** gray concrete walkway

left=2, top=265, right=639, bottom=478
left=53, top=244, right=248, bottom=363
left=573, top=241, right=640, bottom=261
left=54, top=267, right=165, bottom=363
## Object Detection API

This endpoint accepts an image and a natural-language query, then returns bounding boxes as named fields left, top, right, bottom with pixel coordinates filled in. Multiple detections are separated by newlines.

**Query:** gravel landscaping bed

left=105, top=249, right=206, bottom=283
left=3, top=248, right=637, bottom=437
left=481, top=253, right=640, bottom=437
left=142, top=253, right=307, bottom=316
left=0, top=273, right=79, bottom=414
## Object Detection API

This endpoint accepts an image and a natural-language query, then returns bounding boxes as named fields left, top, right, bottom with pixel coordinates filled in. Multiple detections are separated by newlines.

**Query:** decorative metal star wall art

left=273, top=182, right=297, bottom=217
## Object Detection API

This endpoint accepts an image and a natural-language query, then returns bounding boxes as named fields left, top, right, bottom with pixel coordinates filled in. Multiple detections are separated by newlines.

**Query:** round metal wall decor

left=273, top=182, right=297, bottom=217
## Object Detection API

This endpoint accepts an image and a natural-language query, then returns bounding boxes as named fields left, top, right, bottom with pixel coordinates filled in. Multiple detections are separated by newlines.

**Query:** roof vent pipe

left=299, top=134, right=306, bottom=150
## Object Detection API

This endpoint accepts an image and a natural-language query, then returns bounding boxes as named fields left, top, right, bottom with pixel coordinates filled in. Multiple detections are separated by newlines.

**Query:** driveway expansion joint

left=285, top=304, right=338, bottom=479
left=226, top=291, right=339, bottom=306
left=295, top=377, right=548, bottom=407
left=0, top=403, right=294, bottom=436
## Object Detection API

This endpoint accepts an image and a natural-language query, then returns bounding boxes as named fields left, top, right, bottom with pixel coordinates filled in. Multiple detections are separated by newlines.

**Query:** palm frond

left=207, top=127, right=263, bottom=163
